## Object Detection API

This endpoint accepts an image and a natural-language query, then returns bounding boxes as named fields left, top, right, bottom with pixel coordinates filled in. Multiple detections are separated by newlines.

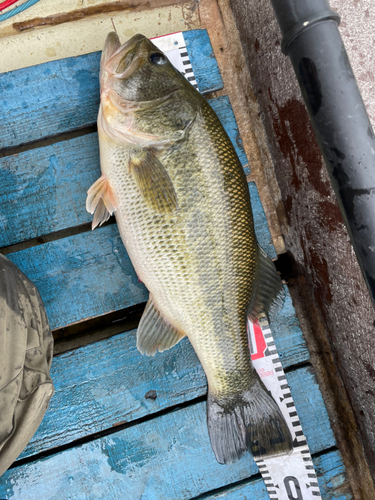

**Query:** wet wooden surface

left=0, top=2, right=354, bottom=497
left=227, top=0, right=375, bottom=496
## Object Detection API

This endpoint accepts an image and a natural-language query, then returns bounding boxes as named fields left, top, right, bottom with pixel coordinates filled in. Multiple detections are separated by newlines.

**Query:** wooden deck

left=0, top=3, right=353, bottom=498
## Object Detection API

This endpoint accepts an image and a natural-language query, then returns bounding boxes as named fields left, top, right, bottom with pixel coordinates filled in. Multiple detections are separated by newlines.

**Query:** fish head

left=98, top=32, right=201, bottom=146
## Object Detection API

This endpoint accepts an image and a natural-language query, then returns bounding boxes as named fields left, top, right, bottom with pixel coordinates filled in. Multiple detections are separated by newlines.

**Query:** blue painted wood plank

left=0, top=30, right=222, bottom=150
left=203, top=449, right=352, bottom=499
left=7, top=224, right=148, bottom=330
left=0, top=366, right=335, bottom=499
left=184, top=30, right=223, bottom=94
left=19, top=314, right=308, bottom=461
left=0, top=96, right=247, bottom=248
left=1, top=52, right=100, bottom=149
left=0, top=133, right=101, bottom=247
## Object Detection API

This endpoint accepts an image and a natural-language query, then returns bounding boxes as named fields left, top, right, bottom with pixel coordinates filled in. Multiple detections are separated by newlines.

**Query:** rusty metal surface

left=228, top=0, right=375, bottom=496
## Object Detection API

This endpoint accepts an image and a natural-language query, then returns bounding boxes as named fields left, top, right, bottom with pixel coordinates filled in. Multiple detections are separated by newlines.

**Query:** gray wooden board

left=19, top=317, right=309, bottom=461
left=0, top=366, right=335, bottom=499
left=0, top=96, right=250, bottom=249
left=202, top=449, right=352, bottom=499
left=0, top=30, right=223, bottom=150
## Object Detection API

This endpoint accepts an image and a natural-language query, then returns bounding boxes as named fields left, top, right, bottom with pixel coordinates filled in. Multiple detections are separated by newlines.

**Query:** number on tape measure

left=248, top=316, right=322, bottom=499
left=284, top=476, right=303, bottom=500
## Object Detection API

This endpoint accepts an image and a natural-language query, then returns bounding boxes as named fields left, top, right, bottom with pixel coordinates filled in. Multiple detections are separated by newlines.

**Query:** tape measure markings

left=248, top=316, right=322, bottom=499
left=151, top=32, right=199, bottom=90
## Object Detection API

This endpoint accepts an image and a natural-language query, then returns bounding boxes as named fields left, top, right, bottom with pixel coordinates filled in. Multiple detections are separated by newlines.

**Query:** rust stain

left=270, top=95, right=331, bottom=197
left=12, top=0, right=186, bottom=32
left=317, top=198, right=343, bottom=234
left=301, top=236, right=333, bottom=306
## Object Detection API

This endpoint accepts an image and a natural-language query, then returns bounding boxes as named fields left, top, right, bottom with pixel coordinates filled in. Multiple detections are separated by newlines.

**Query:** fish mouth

left=105, top=33, right=147, bottom=80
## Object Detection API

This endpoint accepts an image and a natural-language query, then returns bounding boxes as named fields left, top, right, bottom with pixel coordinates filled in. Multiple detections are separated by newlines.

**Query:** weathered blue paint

left=202, top=450, right=352, bottom=499
left=0, top=366, right=334, bottom=499
left=184, top=30, right=223, bottom=94
left=0, top=30, right=222, bottom=150
left=0, top=97, right=251, bottom=248
left=7, top=224, right=148, bottom=330
left=271, top=285, right=309, bottom=361
left=0, top=52, right=101, bottom=149
left=0, top=133, right=101, bottom=247
left=19, top=319, right=308, bottom=461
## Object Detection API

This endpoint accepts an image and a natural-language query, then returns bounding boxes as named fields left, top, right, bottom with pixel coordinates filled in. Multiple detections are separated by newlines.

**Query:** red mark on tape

left=250, top=320, right=267, bottom=361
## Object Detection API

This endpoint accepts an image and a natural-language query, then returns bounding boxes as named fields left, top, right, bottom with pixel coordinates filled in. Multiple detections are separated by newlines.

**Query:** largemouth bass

left=87, top=32, right=293, bottom=464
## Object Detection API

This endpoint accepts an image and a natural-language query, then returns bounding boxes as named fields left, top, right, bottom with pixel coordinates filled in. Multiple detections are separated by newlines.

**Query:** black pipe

left=270, top=0, right=375, bottom=309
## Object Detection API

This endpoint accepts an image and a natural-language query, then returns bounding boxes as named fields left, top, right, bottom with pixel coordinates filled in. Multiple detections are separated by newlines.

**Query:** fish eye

left=150, top=52, right=167, bottom=65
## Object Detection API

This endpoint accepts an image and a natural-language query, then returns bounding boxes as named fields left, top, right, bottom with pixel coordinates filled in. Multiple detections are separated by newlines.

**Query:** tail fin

left=207, top=382, right=293, bottom=464
left=248, top=246, right=285, bottom=322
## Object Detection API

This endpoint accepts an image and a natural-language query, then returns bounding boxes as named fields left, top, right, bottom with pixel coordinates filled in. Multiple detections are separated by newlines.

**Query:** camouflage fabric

left=0, top=254, right=54, bottom=476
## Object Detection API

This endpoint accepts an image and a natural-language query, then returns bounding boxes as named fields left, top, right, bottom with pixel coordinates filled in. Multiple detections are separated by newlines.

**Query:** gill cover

left=98, top=32, right=199, bottom=146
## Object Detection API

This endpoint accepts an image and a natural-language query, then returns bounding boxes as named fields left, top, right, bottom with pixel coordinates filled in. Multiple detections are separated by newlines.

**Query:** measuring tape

left=248, top=316, right=322, bottom=499
left=150, top=32, right=322, bottom=499
left=151, top=32, right=199, bottom=91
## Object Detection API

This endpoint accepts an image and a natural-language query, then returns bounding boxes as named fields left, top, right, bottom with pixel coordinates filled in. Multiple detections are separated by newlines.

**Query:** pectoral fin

left=129, top=149, right=178, bottom=215
left=137, top=295, right=185, bottom=356
left=86, top=175, right=117, bottom=229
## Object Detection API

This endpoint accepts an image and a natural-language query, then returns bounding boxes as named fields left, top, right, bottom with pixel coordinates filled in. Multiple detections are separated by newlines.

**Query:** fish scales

left=87, top=32, right=293, bottom=464
left=103, top=101, right=256, bottom=394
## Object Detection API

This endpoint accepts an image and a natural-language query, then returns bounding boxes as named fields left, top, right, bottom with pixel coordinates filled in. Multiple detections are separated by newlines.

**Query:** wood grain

left=0, top=29, right=222, bottom=150
left=0, top=366, right=334, bottom=499
left=6, top=224, right=148, bottom=330
left=184, top=30, right=224, bottom=95
left=0, top=3, right=201, bottom=73
left=0, top=133, right=101, bottom=247
left=0, top=0, right=194, bottom=38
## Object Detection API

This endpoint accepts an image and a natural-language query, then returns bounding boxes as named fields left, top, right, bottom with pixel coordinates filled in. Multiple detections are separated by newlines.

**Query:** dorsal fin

left=247, top=247, right=285, bottom=322
left=137, top=295, right=185, bottom=356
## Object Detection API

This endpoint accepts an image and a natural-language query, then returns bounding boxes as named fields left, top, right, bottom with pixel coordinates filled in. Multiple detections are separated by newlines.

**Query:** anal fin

left=86, top=175, right=117, bottom=229
left=137, top=295, right=185, bottom=356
